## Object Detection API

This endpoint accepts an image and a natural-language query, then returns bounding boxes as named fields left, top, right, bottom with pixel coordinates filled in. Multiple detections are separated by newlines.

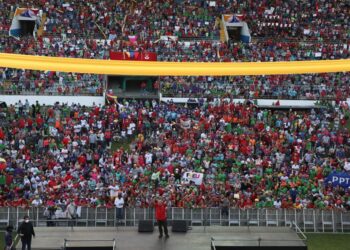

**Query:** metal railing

left=291, top=221, right=307, bottom=245
left=160, top=92, right=341, bottom=101
left=1, top=207, right=349, bottom=233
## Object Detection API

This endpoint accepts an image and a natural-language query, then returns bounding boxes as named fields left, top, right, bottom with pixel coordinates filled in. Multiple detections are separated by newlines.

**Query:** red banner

left=110, top=51, right=157, bottom=61
left=140, top=52, right=157, bottom=61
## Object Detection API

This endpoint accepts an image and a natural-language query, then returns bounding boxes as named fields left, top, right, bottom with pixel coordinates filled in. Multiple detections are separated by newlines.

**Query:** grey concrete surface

left=23, top=226, right=306, bottom=250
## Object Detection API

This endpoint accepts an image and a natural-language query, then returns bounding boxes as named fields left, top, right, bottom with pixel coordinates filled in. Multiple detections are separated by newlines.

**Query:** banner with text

left=325, top=172, right=350, bottom=188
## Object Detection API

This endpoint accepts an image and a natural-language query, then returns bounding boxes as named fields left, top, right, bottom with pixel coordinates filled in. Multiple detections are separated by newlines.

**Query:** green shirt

left=0, top=175, right=5, bottom=185
left=309, top=169, right=316, bottom=179
left=186, top=149, right=193, bottom=156
left=265, top=200, right=273, bottom=207
left=255, top=175, right=262, bottom=182
left=218, top=173, right=226, bottom=182
left=225, top=123, right=232, bottom=133
left=265, top=168, right=273, bottom=175
left=256, top=201, right=265, bottom=208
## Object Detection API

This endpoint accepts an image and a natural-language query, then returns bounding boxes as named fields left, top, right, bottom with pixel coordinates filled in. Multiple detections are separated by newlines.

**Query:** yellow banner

left=0, top=53, right=349, bottom=76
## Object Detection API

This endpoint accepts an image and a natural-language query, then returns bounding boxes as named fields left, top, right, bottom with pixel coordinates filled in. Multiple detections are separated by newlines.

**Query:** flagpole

left=94, top=21, right=107, bottom=40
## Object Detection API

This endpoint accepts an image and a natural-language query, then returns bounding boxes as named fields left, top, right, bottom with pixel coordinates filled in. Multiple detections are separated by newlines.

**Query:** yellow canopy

left=0, top=53, right=349, bottom=76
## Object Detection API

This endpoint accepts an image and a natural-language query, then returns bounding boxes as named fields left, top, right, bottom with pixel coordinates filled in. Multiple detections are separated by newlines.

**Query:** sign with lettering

left=325, top=172, right=350, bottom=188
left=181, top=172, right=204, bottom=185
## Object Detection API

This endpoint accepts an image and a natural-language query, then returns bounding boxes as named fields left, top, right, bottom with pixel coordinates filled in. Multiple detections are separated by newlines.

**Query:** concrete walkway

left=21, top=226, right=305, bottom=250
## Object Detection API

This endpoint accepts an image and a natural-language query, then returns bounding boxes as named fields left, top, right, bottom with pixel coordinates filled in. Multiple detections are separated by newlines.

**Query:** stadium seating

left=0, top=99, right=349, bottom=210
left=0, top=0, right=349, bottom=212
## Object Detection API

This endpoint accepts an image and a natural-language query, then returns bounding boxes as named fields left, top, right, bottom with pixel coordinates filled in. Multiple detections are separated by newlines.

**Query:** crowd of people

left=2, top=69, right=348, bottom=100
left=0, top=0, right=348, bottom=61
left=0, top=0, right=349, bottom=212
left=0, top=68, right=104, bottom=96
left=1, top=0, right=348, bottom=42
left=0, top=1, right=348, bottom=99
left=160, top=73, right=350, bottom=100
left=0, top=99, right=350, bottom=211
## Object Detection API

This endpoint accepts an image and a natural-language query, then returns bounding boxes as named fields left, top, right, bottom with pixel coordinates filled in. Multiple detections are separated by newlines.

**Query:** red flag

left=110, top=51, right=125, bottom=60
left=110, top=51, right=157, bottom=61
left=141, top=52, right=157, bottom=61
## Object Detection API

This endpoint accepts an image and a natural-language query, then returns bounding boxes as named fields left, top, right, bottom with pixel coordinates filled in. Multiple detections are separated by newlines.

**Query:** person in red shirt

left=36, top=114, right=44, bottom=128
left=154, top=197, right=169, bottom=238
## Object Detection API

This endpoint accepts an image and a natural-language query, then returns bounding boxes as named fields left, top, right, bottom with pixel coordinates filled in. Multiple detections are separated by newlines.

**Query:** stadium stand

left=0, top=0, right=349, bottom=214
left=0, top=100, right=350, bottom=210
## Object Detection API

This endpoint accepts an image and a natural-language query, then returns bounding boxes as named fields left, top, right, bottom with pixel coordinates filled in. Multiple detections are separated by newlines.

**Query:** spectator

left=4, top=225, right=14, bottom=250
left=66, top=200, right=77, bottom=228
left=114, top=193, right=125, bottom=222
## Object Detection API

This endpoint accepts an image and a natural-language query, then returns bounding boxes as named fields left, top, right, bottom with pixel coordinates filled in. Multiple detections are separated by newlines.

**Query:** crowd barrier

left=0, top=207, right=350, bottom=233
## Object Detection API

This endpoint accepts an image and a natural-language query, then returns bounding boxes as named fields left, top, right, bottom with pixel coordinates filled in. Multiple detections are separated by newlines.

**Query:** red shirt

left=27, top=118, right=33, bottom=127
left=0, top=129, right=4, bottom=140
left=155, top=201, right=167, bottom=221
left=48, top=179, right=57, bottom=188
left=62, top=137, right=70, bottom=146
left=18, top=118, right=25, bottom=129
left=36, top=116, right=43, bottom=126
left=105, top=130, right=111, bottom=140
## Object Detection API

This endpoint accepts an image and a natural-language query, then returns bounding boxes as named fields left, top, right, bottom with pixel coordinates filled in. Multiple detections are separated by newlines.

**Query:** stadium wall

left=0, top=95, right=105, bottom=106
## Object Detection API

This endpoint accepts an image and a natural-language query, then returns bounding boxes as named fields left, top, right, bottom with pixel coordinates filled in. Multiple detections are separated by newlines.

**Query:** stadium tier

left=0, top=0, right=349, bottom=215
left=0, top=100, right=350, bottom=210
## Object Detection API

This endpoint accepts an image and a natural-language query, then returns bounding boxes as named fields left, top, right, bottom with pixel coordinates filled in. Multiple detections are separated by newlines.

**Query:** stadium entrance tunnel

left=19, top=20, right=36, bottom=37
left=227, top=26, right=242, bottom=42
left=125, top=79, right=146, bottom=92
left=108, top=75, right=157, bottom=97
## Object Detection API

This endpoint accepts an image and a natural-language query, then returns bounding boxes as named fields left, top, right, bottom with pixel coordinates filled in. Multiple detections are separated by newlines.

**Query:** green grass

left=306, top=233, right=350, bottom=250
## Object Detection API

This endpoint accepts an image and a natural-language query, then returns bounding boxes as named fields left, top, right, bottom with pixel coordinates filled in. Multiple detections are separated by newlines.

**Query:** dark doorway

left=19, top=20, right=36, bottom=37
left=107, top=76, right=158, bottom=99
left=125, top=80, right=144, bottom=92
left=227, top=27, right=241, bottom=42
left=107, top=76, right=123, bottom=92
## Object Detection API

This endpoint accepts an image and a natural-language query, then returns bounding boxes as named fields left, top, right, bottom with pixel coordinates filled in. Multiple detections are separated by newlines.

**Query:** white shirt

left=114, top=197, right=124, bottom=208
left=109, top=185, right=119, bottom=197
left=292, top=164, right=300, bottom=171
left=145, top=153, right=153, bottom=164
left=32, top=198, right=43, bottom=207
left=127, top=127, right=133, bottom=135
left=274, top=200, right=281, bottom=209
left=74, top=124, right=81, bottom=133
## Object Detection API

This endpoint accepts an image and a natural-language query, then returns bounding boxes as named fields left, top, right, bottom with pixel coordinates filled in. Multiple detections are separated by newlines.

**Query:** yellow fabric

left=0, top=53, right=349, bottom=76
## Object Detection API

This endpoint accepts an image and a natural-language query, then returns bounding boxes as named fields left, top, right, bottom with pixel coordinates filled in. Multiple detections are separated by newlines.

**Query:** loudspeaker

left=172, top=220, right=188, bottom=232
left=138, top=220, right=154, bottom=232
